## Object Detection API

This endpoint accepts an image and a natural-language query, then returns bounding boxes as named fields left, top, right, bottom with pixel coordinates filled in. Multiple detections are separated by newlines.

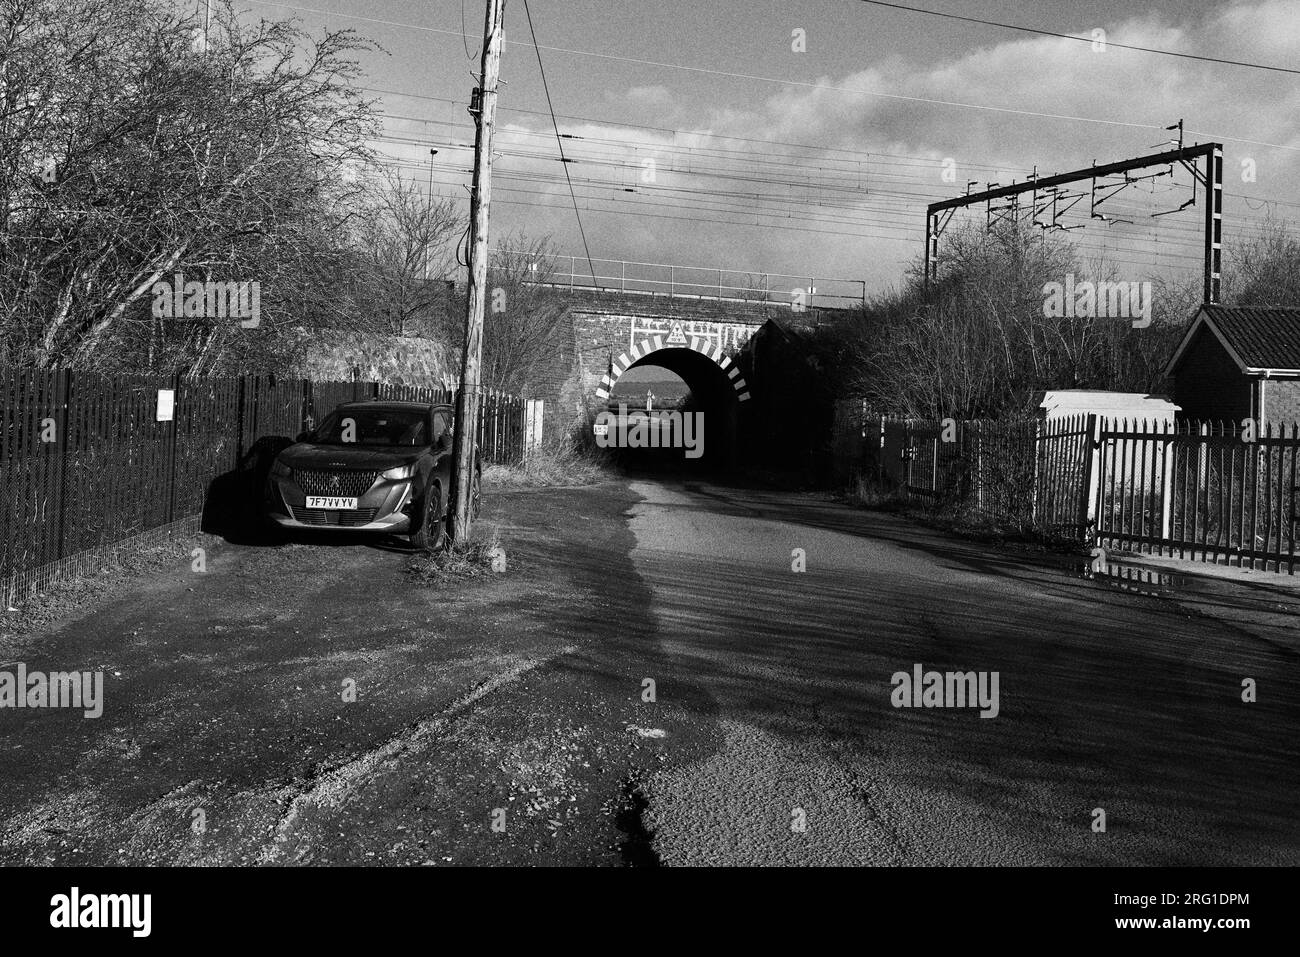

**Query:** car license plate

left=306, top=496, right=358, bottom=510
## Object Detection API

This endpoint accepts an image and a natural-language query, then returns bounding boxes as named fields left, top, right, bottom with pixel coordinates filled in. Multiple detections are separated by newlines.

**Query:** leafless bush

left=430, top=233, right=569, bottom=394
left=1223, top=218, right=1300, bottom=307
left=0, top=0, right=381, bottom=373
left=832, top=220, right=1191, bottom=418
left=350, top=169, right=462, bottom=337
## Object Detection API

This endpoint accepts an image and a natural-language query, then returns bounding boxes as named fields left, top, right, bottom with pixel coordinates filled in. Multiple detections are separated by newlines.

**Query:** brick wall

left=295, top=331, right=457, bottom=389
left=1262, top=378, right=1300, bottom=429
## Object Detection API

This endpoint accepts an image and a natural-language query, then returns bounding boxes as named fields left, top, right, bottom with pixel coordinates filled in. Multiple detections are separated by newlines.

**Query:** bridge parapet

left=522, top=255, right=866, bottom=311
left=544, top=286, right=787, bottom=326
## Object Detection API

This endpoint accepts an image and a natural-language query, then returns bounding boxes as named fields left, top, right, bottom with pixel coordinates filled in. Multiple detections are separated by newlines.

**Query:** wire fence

left=1, top=371, right=527, bottom=604
left=836, top=403, right=1300, bottom=573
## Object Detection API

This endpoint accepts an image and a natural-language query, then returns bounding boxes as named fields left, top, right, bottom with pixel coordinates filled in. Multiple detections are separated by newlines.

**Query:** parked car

left=263, top=400, right=480, bottom=551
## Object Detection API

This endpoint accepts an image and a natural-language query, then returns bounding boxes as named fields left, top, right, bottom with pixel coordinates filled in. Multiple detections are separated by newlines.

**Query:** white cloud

left=482, top=1, right=1300, bottom=289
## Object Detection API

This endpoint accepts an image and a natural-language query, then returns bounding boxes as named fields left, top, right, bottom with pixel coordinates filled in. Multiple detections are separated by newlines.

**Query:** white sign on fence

left=156, top=389, right=175, bottom=422
left=525, top=398, right=544, bottom=452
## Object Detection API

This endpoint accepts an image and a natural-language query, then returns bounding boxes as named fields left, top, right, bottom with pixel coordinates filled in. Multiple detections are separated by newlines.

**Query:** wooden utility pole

left=450, top=0, right=507, bottom=542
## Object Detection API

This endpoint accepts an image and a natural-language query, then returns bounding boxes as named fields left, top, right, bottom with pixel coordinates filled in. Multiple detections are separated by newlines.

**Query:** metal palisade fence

left=837, top=402, right=1300, bottom=574
left=1094, top=418, right=1297, bottom=573
left=0, top=371, right=527, bottom=604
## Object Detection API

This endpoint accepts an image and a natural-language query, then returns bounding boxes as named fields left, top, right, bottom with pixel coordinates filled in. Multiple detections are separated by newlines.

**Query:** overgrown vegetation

left=483, top=436, right=613, bottom=489
left=406, top=526, right=505, bottom=586
left=1, top=0, right=380, bottom=372
left=1223, top=219, right=1300, bottom=307
left=843, top=472, right=1084, bottom=554
left=818, top=218, right=1300, bottom=420
left=827, top=221, right=1187, bottom=418
left=0, top=0, right=563, bottom=390
left=825, top=217, right=1300, bottom=551
left=474, top=236, right=570, bottom=395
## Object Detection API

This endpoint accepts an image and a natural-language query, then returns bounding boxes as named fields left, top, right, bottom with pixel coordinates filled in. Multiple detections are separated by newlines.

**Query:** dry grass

left=1, top=530, right=207, bottom=642
left=483, top=438, right=613, bottom=489
left=848, top=472, right=908, bottom=509
left=407, top=526, right=506, bottom=586
left=844, top=473, right=1082, bottom=554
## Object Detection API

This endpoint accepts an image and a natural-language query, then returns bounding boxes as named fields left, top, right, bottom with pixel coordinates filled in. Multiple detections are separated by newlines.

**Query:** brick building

left=1164, top=305, right=1300, bottom=428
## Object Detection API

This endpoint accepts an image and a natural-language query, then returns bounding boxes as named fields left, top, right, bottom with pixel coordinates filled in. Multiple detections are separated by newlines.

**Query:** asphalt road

left=0, top=477, right=1295, bottom=866
left=627, top=480, right=1298, bottom=866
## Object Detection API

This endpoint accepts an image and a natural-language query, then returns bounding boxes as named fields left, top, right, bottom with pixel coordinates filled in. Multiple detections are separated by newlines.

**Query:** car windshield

left=314, top=408, right=429, bottom=447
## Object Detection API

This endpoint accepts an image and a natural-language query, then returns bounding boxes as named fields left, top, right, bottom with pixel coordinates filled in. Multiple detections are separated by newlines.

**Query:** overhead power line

left=520, top=0, right=598, bottom=286
left=378, top=161, right=1231, bottom=270
left=374, top=121, right=1300, bottom=226
left=371, top=124, right=1298, bottom=258
left=378, top=150, right=1274, bottom=271
left=855, top=1, right=1300, bottom=76
left=459, top=0, right=477, bottom=60
left=249, top=1, right=1300, bottom=152
left=375, top=100, right=1034, bottom=178
left=370, top=87, right=1037, bottom=172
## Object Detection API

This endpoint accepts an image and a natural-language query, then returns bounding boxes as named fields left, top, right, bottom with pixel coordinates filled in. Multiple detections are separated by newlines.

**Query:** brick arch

left=595, top=336, right=750, bottom=402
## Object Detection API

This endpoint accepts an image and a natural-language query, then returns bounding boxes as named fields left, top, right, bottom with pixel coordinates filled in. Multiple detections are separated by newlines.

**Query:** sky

left=242, top=0, right=1300, bottom=301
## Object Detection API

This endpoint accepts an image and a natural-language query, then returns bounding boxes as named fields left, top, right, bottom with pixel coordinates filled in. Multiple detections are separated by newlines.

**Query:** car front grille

left=294, top=469, right=380, bottom=497
left=289, top=506, right=380, bottom=527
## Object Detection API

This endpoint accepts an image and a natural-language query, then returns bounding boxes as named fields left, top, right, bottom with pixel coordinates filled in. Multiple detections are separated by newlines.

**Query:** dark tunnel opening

left=599, top=346, right=743, bottom=474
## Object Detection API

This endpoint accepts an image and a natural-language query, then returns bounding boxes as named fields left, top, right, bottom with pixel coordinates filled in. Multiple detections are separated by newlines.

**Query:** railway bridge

left=524, top=257, right=863, bottom=464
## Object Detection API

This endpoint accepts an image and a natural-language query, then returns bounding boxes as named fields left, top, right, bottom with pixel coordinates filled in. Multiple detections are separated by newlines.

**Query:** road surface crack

left=258, top=646, right=576, bottom=864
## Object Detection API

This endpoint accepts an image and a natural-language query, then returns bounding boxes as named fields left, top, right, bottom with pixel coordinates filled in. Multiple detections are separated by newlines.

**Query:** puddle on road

left=1070, top=561, right=1191, bottom=597
left=1066, top=555, right=1300, bottom=628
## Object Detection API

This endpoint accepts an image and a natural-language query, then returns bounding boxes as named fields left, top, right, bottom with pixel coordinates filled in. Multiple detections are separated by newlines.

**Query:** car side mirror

left=436, top=432, right=453, bottom=452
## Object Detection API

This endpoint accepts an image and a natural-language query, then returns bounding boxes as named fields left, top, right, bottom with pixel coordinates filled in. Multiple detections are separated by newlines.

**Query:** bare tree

left=468, top=233, right=569, bottom=394
left=1224, top=219, right=1300, bottom=308
left=352, top=169, right=463, bottom=337
left=838, top=220, right=1188, bottom=418
left=0, top=0, right=381, bottom=373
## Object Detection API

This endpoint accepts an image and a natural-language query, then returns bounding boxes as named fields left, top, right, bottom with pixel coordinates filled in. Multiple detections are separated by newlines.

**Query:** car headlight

left=381, top=463, right=417, bottom=480
left=270, top=459, right=291, bottom=478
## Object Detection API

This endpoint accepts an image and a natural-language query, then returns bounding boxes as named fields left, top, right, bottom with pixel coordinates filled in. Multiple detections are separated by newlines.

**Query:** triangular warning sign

left=666, top=321, right=687, bottom=344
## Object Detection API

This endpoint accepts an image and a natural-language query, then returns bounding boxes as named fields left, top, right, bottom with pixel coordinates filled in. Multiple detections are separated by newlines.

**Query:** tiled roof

left=1200, top=305, right=1300, bottom=371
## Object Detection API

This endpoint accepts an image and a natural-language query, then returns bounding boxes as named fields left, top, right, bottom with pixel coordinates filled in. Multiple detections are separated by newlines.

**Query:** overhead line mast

left=924, top=138, right=1223, bottom=304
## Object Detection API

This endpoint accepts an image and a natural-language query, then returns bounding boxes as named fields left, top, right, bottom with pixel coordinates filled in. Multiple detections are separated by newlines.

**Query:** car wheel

left=410, top=483, right=446, bottom=553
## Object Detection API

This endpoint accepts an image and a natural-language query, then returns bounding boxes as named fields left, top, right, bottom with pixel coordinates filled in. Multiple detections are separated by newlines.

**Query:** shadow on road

left=201, top=435, right=294, bottom=546
left=615, top=472, right=1300, bottom=865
